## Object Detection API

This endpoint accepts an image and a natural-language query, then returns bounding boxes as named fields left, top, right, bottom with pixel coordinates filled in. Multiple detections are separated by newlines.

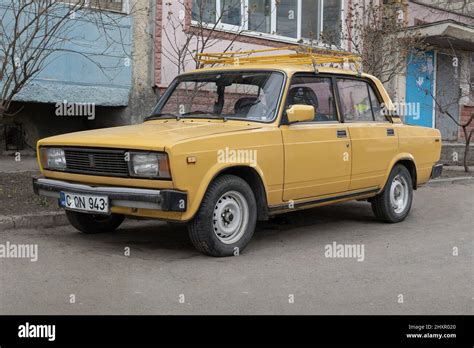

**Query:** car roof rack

left=197, top=46, right=362, bottom=74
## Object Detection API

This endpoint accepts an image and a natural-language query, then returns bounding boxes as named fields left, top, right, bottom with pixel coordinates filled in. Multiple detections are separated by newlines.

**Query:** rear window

left=337, top=78, right=386, bottom=122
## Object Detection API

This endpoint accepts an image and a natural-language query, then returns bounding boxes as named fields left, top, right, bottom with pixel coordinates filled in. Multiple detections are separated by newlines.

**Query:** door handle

left=387, top=128, right=395, bottom=136
left=337, top=130, right=347, bottom=138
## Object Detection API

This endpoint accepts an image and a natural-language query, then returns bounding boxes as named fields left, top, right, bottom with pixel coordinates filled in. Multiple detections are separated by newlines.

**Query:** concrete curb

left=0, top=212, right=67, bottom=231
left=443, top=166, right=474, bottom=172
left=428, top=176, right=473, bottom=186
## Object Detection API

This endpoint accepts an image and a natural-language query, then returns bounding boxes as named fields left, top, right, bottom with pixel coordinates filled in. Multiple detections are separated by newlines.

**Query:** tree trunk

left=463, top=126, right=472, bottom=173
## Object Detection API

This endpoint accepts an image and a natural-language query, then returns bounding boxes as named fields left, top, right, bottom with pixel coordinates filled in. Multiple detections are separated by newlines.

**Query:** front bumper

left=32, top=177, right=187, bottom=212
left=430, top=163, right=443, bottom=179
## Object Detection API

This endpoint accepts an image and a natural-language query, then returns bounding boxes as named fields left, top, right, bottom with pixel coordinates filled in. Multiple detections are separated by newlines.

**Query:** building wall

left=392, top=1, right=474, bottom=143
left=0, top=0, right=133, bottom=107
left=0, top=1, right=161, bottom=150
left=154, top=0, right=473, bottom=144
left=124, top=0, right=159, bottom=124
left=459, top=106, right=474, bottom=140
left=407, top=1, right=474, bottom=26
left=155, top=0, right=351, bottom=87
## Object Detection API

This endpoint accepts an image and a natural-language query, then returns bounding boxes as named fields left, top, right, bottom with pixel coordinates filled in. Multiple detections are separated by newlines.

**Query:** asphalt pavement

left=0, top=182, right=472, bottom=314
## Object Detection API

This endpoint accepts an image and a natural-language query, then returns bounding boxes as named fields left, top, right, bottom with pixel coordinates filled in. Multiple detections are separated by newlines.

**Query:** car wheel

left=188, top=175, right=257, bottom=257
left=65, top=210, right=125, bottom=234
left=371, top=164, right=413, bottom=223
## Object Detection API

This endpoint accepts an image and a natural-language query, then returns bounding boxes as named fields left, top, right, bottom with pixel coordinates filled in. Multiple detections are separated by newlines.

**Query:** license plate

left=60, top=192, right=110, bottom=214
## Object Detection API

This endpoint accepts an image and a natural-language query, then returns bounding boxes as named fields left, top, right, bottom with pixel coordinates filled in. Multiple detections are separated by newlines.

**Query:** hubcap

left=213, top=191, right=249, bottom=244
left=390, top=175, right=409, bottom=214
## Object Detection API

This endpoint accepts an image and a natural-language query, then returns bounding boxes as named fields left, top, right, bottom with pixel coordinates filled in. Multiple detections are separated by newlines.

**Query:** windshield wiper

left=144, top=113, right=180, bottom=121
left=181, top=111, right=220, bottom=116
left=180, top=111, right=230, bottom=121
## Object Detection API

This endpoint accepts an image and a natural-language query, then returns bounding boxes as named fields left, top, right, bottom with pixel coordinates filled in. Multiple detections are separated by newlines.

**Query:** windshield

left=149, top=71, right=285, bottom=122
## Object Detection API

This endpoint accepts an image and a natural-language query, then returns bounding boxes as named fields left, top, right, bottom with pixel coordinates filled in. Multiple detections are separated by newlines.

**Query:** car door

left=281, top=74, right=351, bottom=201
left=336, top=77, right=398, bottom=191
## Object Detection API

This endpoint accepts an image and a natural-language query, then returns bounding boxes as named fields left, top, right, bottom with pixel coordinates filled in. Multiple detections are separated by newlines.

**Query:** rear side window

left=286, top=76, right=338, bottom=122
left=337, top=78, right=386, bottom=122
left=368, top=85, right=387, bottom=122
left=337, top=79, right=373, bottom=122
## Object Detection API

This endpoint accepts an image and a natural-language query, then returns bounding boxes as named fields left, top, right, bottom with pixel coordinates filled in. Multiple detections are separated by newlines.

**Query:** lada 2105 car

left=33, top=48, right=443, bottom=257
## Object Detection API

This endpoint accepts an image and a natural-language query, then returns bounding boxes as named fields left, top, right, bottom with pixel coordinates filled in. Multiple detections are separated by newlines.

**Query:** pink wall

left=154, top=0, right=352, bottom=87
left=407, top=1, right=474, bottom=27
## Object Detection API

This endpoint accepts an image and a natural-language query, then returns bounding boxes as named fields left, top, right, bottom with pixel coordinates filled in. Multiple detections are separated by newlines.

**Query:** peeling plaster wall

left=1, top=0, right=159, bottom=149
left=157, top=0, right=351, bottom=87
left=0, top=0, right=133, bottom=107
left=125, top=0, right=159, bottom=124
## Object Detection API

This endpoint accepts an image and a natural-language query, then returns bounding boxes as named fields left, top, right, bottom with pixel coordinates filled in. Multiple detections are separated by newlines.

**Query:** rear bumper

left=32, top=177, right=187, bottom=212
left=430, top=163, right=443, bottom=179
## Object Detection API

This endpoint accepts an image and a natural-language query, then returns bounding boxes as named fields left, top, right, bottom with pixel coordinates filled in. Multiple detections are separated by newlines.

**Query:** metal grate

left=64, top=148, right=129, bottom=177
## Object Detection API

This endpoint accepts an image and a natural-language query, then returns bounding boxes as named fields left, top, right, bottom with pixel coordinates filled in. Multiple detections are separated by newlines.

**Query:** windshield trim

left=148, top=69, right=288, bottom=124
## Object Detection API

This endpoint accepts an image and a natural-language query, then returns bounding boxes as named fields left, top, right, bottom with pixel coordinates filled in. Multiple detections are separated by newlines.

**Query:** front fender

left=181, top=162, right=269, bottom=221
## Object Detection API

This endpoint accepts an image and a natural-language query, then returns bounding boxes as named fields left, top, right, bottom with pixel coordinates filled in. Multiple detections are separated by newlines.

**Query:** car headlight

left=41, top=148, right=66, bottom=170
left=129, top=152, right=171, bottom=179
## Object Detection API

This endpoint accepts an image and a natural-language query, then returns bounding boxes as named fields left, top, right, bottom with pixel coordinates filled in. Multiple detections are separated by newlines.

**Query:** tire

left=188, top=175, right=257, bottom=257
left=65, top=210, right=125, bottom=234
left=371, top=164, right=413, bottom=223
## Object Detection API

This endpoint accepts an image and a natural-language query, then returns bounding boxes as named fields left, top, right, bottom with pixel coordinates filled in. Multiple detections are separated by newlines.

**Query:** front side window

left=286, top=75, right=338, bottom=122
left=152, top=71, right=285, bottom=122
left=337, top=79, right=375, bottom=122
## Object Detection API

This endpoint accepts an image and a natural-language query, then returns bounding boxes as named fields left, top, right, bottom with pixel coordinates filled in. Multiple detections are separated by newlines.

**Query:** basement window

left=4, top=124, right=24, bottom=152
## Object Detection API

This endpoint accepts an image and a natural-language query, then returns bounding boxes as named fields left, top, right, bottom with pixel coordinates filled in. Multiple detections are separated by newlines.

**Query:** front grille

left=64, top=148, right=129, bottom=177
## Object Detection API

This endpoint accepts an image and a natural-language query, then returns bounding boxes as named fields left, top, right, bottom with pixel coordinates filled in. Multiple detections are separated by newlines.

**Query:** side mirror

left=286, top=105, right=315, bottom=124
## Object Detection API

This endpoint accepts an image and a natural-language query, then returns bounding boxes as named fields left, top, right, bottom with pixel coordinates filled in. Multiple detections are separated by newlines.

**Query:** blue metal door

left=405, top=50, right=435, bottom=128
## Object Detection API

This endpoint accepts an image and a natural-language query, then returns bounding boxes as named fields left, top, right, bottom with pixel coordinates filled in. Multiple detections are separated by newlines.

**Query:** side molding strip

left=269, top=187, right=380, bottom=214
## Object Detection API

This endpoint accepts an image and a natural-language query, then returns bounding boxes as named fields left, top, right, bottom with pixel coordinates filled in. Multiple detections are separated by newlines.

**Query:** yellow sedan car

left=33, top=50, right=443, bottom=257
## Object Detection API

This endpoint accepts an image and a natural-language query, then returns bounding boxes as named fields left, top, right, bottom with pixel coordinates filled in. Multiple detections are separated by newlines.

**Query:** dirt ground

left=0, top=171, right=61, bottom=216
left=0, top=168, right=471, bottom=216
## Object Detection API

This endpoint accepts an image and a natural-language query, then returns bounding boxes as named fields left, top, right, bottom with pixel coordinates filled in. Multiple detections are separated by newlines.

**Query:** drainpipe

left=151, top=0, right=157, bottom=89
left=347, top=0, right=352, bottom=52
